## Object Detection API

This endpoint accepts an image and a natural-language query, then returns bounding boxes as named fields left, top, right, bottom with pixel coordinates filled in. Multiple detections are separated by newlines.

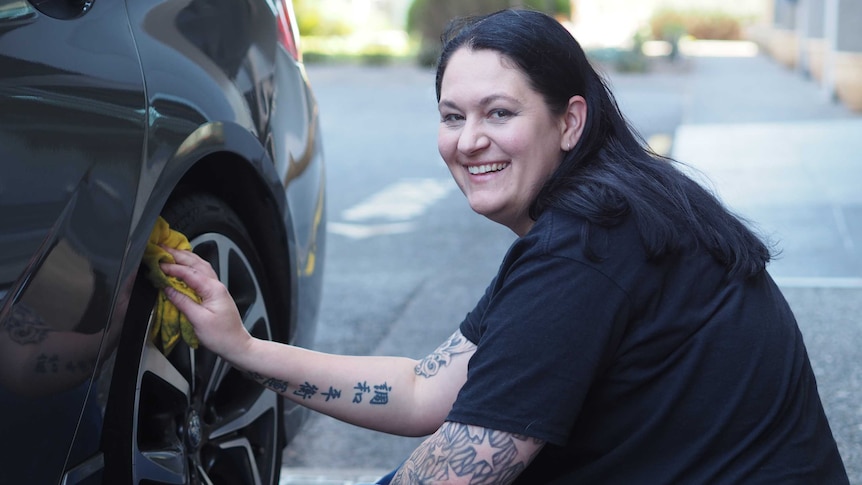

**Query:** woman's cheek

left=437, top=132, right=458, bottom=166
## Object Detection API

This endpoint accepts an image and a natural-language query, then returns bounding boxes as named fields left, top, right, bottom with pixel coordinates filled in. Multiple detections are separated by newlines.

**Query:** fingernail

left=164, top=287, right=176, bottom=298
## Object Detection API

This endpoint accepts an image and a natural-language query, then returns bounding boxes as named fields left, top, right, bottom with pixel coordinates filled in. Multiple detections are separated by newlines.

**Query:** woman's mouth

left=467, top=162, right=509, bottom=175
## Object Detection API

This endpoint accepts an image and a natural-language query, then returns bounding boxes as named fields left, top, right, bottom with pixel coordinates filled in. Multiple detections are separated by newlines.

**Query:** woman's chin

left=467, top=201, right=506, bottom=226
left=467, top=199, right=497, bottom=218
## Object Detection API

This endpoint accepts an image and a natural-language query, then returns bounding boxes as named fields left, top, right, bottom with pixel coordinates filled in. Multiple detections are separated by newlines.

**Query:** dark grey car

left=0, top=0, right=325, bottom=483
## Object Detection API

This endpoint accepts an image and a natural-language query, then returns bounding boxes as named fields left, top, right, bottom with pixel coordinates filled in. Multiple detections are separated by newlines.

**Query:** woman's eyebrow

left=478, top=94, right=518, bottom=107
left=438, top=99, right=459, bottom=111
left=438, top=93, right=518, bottom=111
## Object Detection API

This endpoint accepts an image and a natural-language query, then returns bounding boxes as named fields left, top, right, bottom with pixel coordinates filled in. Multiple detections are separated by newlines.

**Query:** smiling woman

left=156, top=8, right=849, bottom=485
left=436, top=48, right=586, bottom=236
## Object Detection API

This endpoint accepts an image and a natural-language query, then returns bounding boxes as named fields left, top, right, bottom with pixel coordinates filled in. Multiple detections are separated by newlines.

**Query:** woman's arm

left=392, top=421, right=545, bottom=484
left=162, top=248, right=475, bottom=436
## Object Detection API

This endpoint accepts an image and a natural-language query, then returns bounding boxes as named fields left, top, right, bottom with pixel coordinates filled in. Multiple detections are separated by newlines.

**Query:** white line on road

left=341, top=178, right=454, bottom=222
left=329, top=178, right=455, bottom=239
left=327, top=221, right=415, bottom=240
left=774, top=277, right=862, bottom=288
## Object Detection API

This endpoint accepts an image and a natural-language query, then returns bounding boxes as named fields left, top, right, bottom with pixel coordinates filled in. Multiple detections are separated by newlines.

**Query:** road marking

left=280, top=467, right=389, bottom=484
left=832, top=205, right=856, bottom=253
left=330, top=178, right=455, bottom=240
left=774, top=277, right=862, bottom=288
left=328, top=221, right=415, bottom=239
left=342, top=178, right=454, bottom=222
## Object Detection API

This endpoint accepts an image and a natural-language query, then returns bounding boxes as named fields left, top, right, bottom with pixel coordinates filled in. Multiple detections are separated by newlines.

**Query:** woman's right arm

left=162, top=248, right=475, bottom=437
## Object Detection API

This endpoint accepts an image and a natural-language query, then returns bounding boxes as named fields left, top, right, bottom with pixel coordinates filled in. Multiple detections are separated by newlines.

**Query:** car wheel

left=104, top=193, right=284, bottom=485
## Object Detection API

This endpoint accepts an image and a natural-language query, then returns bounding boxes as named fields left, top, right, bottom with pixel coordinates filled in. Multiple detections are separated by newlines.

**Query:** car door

left=0, top=1, right=146, bottom=484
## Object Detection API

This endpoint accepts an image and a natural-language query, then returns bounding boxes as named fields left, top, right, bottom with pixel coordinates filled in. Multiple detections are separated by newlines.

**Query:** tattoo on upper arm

left=415, top=331, right=476, bottom=378
left=4, top=304, right=50, bottom=345
left=393, top=422, right=543, bottom=484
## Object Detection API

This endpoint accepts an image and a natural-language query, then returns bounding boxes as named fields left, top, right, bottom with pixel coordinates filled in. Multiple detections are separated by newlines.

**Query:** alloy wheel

left=130, top=232, right=280, bottom=484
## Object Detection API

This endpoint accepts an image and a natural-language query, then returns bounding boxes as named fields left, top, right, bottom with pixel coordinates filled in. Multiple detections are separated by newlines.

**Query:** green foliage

left=406, top=0, right=571, bottom=67
left=649, top=8, right=743, bottom=41
left=614, top=49, right=649, bottom=72
left=293, top=0, right=352, bottom=36
left=522, top=0, right=571, bottom=17
left=585, top=47, right=649, bottom=74
left=649, top=9, right=686, bottom=41
left=686, top=11, right=743, bottom=40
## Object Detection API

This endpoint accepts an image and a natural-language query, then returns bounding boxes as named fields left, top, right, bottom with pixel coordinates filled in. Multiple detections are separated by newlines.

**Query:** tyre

left=104, top=193, right=285, bottom=484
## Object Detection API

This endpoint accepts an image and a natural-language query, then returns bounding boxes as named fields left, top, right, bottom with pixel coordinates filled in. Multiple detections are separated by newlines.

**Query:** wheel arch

left=101, top=142, right=297, bottom=483
left=124, top=120, right=300, bottom=345
left=167, top=151, right=298, bottom=343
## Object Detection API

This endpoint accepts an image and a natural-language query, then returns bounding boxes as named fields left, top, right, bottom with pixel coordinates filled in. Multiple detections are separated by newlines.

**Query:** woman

left=163, top=9, right=849, bottom=484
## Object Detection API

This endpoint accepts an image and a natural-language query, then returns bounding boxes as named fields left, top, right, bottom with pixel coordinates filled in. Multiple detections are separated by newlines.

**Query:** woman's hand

left=159, top=248, right=253, bottom=361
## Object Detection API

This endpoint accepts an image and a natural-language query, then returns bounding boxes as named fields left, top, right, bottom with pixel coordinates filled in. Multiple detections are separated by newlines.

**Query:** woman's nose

left=457, top=119, right=489, bottom=154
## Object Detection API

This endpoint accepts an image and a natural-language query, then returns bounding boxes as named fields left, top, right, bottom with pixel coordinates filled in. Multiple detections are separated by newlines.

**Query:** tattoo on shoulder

left=414, top=331, right=476, bottom=378
left=393, top=422, right=543, bottom=484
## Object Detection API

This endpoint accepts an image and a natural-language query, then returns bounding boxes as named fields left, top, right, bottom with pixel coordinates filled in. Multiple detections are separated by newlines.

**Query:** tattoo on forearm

left=393, top=422, right=542, bottom=484
left=242, top=373, right=389, bottom=406
left=352, top=381, right=392, bottom=405
left=322, top=386, right=341, bottom=401
left=263, top=377, right=288, bottom=393
left=415, top=331, right=476, bottom=378
left=370, top=382, right=391, bottom=405
left=353, top=381, right=370, bottom=402
left=245, top=370, right=289, bottom=393
left=33, top=353, right=95, bottom=375
left=294, top=381, right=318, bottom=400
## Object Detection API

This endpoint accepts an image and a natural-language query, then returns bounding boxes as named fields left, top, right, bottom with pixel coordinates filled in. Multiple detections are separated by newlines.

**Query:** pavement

left=280, top=468, right=389, bottom=485
left=281, top=42, right=862, bottom=484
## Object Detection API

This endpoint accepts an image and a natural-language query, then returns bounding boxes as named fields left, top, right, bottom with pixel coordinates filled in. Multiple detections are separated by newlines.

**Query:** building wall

left=570, top=0, right=770, bottom=48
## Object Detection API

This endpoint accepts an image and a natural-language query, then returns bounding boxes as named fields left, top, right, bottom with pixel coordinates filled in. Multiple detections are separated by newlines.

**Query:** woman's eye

left=489, top=109, right=512, bottom=119
left=441, top=113, right=463, bottom=124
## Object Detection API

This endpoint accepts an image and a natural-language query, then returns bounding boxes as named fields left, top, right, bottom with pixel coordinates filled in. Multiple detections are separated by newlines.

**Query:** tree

left=407, top=0, right=571, bottom=66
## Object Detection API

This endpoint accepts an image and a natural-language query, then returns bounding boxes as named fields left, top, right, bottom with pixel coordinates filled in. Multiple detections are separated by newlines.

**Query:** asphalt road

left=282, top=52, right=861, bottom=483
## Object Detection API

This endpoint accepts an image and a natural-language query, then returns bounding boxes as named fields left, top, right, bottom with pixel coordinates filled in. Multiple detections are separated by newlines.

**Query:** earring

left=565, top=142, right=571, bottom=151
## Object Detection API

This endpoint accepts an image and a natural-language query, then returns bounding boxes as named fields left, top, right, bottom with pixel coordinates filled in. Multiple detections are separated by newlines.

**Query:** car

left=0, top=0, right=326, bottom=483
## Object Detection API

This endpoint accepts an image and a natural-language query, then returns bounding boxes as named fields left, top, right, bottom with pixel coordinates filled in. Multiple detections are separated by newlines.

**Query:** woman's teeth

left=468, top=163, right=507, bottom=175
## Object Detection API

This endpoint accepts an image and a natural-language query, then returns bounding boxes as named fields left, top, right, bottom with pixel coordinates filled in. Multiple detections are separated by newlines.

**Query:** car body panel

left=0, top=0, right=325, bottom=483
left=0, top=2, right=146, bottom=483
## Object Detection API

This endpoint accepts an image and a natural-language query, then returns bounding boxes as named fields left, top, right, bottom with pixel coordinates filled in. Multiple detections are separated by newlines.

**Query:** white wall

left=570, top=0, right=770, bottom=48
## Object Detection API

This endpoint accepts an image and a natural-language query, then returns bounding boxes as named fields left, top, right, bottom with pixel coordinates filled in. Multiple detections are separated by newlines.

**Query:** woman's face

left=437, top=47, right=571, bottom=236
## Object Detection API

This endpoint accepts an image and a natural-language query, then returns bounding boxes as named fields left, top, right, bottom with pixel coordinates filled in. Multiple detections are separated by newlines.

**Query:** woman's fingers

left=165, top=247, right=218, bottom=278
left=161, top=254, right=219, bottom=297
left=159, top=252, right=237, bottom=325
left=159, top=249, right=250, bottom=358
left=163, top=285, right=207, bottom=322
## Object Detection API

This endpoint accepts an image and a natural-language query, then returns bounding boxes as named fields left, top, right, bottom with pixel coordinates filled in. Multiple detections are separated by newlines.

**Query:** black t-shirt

left=447, top=209, right=848, bottom=484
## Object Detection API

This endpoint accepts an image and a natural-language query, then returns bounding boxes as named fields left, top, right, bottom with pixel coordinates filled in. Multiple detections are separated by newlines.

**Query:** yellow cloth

left=143, top=216, right=201, bottom=355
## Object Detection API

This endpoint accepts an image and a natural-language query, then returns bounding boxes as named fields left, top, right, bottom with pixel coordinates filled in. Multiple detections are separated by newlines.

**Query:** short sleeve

left=448, top=253, right=630, bottom=445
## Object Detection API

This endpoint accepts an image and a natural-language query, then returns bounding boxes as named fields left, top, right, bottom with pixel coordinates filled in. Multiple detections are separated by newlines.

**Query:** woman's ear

left=560, top=95, right=587, bottom=151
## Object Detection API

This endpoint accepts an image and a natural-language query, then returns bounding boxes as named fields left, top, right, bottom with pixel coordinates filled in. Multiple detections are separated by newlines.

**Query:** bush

left=406, top=0, right=571, bottom=67
left=649, top=8, right=744, bottom=42
left=294, top=0, right=352, bottom=37
left=686, top=12, right=742, bottom=40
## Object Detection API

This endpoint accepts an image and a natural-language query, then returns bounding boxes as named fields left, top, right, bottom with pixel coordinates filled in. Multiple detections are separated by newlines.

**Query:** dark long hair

left=435, top=8, right=771, bottom=279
